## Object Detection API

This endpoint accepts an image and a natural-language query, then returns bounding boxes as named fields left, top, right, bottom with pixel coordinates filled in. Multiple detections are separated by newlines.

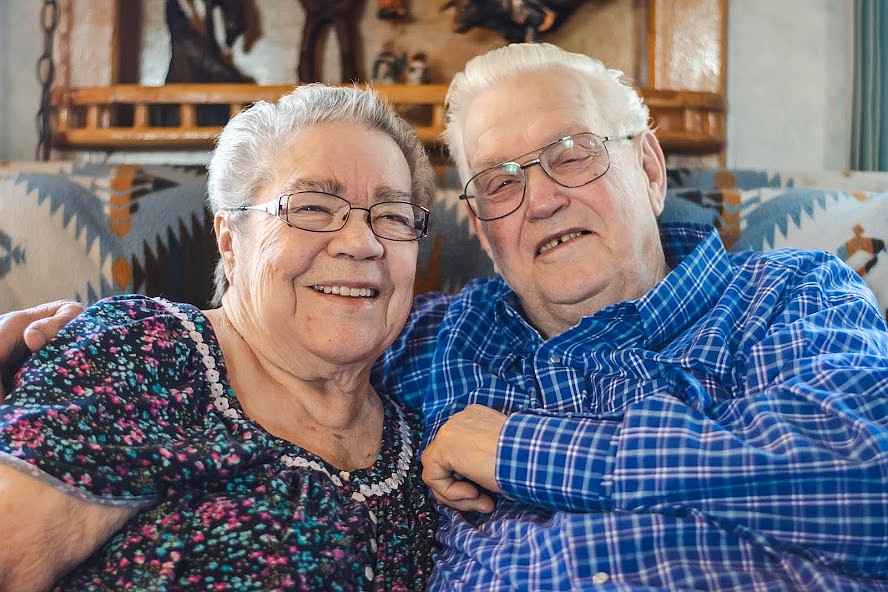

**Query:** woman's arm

left=0, top=463, right=135, bottom=592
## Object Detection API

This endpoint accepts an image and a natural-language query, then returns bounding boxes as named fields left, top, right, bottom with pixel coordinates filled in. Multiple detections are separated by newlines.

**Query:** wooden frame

left=47, top=0, right=727, bottom=160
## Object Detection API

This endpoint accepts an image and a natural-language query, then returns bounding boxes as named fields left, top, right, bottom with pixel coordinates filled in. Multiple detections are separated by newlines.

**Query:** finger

left=425, top=471, right=497, bottom=513
left=429, top=484, right=496, bottom=513
left=0, top=379, right=7, bottom=402
left=23, top=301, right=84, bottom=351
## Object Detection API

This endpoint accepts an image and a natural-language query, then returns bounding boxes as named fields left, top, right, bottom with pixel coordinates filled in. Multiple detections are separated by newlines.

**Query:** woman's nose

left=328, top=209, right=385, bottom=259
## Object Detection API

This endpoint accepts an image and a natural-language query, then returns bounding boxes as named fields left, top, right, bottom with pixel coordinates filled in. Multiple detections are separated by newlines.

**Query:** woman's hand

left=0, top=300, right=84, bottom=401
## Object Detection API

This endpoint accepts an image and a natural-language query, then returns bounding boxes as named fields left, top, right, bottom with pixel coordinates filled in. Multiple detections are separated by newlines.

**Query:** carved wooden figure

left=297, top=0, right=365, bottom=82
left=165, top=0, right=248, bottom=84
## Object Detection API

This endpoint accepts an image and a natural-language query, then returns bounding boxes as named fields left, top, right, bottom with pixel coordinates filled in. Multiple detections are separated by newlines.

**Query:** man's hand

left=0, top=300, right=84, bottom=401
left=421, top=404, right=507, bottom=513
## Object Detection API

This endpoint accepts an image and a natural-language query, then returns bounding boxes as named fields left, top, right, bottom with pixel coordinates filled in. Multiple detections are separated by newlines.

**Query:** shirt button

left=365, top=566, right=375, bottom=580
left=592, top=571, right=610, bottom=584
left=548, top=353, right=561, bottom=364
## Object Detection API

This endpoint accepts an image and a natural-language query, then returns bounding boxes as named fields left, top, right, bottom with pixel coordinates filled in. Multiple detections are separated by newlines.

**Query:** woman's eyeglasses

left=231, top=191, right=430, bottom=241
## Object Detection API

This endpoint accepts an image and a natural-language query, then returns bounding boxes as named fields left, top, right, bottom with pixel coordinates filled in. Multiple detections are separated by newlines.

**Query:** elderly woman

left=0, top=85, right=437, bottom=591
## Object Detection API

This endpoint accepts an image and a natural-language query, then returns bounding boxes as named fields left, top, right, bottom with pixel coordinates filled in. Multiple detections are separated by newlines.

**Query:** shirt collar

left=635, top=223, right=733, bottom=347
left=492, top=223, right=731, bottom=347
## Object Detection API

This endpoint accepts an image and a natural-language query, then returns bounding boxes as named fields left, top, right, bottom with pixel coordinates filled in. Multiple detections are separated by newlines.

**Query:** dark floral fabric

left=0, top=295, right=436, bottom=591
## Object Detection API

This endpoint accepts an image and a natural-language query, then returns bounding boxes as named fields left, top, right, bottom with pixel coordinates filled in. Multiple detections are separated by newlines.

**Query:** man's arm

left=0, top=462, right=135, bottom=591
left=426, top=314, right=888, bottom=577
left=0, top=301, right=83, bottom=400
left=423, top=256, right=888, bottom=576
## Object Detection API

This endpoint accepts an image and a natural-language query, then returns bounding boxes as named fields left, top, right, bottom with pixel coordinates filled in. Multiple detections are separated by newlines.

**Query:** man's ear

left=214, top=212, right=236, bottom=281
left=638, top=130, right=667, bottom=216
left=466, top=205, right=494, bottom=257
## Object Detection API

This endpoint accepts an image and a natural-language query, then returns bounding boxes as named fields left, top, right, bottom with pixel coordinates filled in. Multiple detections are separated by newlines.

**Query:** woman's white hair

left=206, top=84, right=436, bottom=306
left=444, top=43, right=651, bottom=183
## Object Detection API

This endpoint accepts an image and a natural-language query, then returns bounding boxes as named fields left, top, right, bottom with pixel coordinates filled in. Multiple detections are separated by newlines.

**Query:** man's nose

left=523, top=164, right=567, bottom=220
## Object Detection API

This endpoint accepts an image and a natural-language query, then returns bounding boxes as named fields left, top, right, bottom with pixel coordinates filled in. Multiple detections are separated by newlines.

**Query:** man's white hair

left=444, top=43, right=651, bottom=183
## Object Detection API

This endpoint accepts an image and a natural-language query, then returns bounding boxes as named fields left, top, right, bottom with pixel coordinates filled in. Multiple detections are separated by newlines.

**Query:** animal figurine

left=371, top=41, right=407, bottom=84
left=377, top=0, right=409, bottom=20
left=440, top=0, right=582, bottom=43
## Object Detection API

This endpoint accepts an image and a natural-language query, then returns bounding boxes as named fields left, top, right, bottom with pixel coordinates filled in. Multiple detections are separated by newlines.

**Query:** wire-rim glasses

left=459, top=132, right=633, bottom=221
left=231, top=191, right=430, bottom=241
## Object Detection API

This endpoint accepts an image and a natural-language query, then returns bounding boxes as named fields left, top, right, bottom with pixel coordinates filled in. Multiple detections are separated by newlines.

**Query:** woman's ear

left=214, top=212, right=236, bottom=281
left=638, top=130, right=667, bottom=216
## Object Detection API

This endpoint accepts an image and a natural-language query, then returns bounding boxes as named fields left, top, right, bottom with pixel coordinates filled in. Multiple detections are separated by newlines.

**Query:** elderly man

left=376, top=43, right=888, bottom=591
left=3, top=44, right=888, bottom=591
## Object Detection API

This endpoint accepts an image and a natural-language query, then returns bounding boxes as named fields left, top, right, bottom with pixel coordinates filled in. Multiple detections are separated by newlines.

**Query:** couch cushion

left=661, top=185, right=888, bottom=319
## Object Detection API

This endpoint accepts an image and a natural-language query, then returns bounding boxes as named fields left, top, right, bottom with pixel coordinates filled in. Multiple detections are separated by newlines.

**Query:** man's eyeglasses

left=230, top=191, right=430, bottom=241
left=459, top=132, right=633, bottom=221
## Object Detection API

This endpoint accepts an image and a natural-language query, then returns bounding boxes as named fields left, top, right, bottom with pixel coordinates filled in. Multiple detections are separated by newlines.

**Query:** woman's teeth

left=538, top=232, right=584, bottom=255
left=312, top=285, right=377, bottom=297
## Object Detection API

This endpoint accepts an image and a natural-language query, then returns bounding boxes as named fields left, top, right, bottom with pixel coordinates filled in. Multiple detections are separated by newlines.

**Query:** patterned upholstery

left=0, top=162, right=215, bottom=311
left=662, top=169, right=888, bottom=319
left=1, top=162, right=887, bottom=320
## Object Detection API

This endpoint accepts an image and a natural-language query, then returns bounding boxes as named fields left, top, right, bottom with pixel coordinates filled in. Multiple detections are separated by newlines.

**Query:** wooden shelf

left=50, top=83, right=725, bottom=157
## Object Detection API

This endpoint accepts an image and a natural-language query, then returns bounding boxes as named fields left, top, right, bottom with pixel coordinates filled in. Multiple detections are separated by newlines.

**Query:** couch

left=2, top=161, right=887, bottom=320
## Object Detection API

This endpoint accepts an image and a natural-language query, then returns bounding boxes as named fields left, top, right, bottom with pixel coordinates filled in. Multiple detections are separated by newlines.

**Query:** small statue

left=159, top=0, right=252, bottom=127
left=371, top=41, right=407, bottom=84
left=405, top=52, right=430, bottom=85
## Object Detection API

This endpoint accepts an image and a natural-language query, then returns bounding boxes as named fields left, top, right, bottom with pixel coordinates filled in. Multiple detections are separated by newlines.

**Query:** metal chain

left=35, top=0, right=59, bottom=161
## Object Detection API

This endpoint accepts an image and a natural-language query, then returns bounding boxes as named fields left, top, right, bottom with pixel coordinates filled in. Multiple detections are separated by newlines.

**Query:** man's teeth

left=311, top=285, right=377, bottom=297
left=538, top=232, right=584, bottom=255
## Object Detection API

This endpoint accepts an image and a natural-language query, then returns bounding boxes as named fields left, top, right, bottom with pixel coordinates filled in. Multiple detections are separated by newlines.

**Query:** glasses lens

left=284, top=192, right=350, bottom=231
left=541, top=133, right=608, bottom=187
left=370, top=202, right=427, bottom=240
left=465, top=161, right=525, bottom=220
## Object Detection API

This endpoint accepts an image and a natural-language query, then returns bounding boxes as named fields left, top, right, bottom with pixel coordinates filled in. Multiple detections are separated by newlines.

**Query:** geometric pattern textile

left=0, top=162, right=214, bottom=312
left=663, top=168, right=888, bottom=319
left=2, top=162, right=887, bottom=321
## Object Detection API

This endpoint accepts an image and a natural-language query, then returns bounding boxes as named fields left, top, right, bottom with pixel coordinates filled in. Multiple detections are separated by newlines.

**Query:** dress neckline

left=157, top=298, right=414, bottom=503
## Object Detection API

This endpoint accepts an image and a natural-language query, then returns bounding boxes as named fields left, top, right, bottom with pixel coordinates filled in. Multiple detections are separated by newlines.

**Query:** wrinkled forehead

left=461, top=70, right=613, bottom=172
left=260, top=122, right=413, bottom=201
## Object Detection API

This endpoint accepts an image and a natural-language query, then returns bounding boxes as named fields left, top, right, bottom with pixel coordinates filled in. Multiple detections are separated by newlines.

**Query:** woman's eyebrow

left=376, top=187, right=414, bottom=203
left=282, top=178, right=343, bottom=195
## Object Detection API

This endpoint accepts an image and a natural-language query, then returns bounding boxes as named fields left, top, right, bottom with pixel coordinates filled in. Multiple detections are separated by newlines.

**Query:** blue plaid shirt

left=373, top=223, right=888, bottom=591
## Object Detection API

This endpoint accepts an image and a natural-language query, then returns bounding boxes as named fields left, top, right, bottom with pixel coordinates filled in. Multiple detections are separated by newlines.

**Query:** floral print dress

left=0, top=296, right=436, bottom=591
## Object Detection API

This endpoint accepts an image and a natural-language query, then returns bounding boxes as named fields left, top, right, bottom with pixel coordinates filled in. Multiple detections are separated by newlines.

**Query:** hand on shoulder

left=0, top=300, right=84, bottom=401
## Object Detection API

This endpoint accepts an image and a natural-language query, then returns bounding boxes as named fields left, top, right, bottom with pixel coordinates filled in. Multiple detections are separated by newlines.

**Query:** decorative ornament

left=440, top=0, right=583, bottom=44
left=377, top=0, right=409, bottom=20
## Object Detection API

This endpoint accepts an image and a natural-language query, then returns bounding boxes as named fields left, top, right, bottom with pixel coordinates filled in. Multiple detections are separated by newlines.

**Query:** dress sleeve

left=0, top=296, right=230, bottom=506
left=496, top=256, right=888, bottom=576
